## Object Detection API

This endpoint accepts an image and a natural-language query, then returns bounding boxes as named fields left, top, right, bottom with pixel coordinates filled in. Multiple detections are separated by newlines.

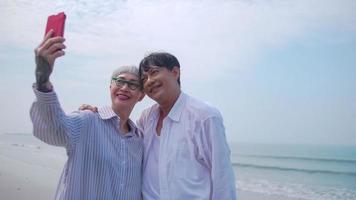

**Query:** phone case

left=45, top=12, right=66, bottom=37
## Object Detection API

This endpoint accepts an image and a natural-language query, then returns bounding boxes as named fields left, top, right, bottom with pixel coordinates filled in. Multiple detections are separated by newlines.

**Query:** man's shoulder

left=141, top=103, right=159, bottom=117
left=184, top=93, right=222, bottom=119
left=137, top=104, right=159, bottom=127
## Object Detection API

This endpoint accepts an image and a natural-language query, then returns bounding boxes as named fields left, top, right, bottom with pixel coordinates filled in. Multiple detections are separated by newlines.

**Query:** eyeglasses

left=111, top=77, right=141, bottom=90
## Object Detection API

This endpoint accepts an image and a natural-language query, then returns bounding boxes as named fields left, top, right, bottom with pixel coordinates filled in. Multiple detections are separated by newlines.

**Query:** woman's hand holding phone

left=34, top=12, right=67, bottom=92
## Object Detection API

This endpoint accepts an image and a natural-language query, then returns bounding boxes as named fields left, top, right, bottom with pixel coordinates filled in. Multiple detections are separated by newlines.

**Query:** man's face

left=140, top=66, right=179, bottom=103
left=110, top=72, right=144, bottom=112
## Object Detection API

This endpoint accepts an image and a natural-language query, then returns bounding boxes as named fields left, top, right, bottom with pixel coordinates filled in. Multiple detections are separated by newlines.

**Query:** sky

left=0, top=0, right=355, bottom=145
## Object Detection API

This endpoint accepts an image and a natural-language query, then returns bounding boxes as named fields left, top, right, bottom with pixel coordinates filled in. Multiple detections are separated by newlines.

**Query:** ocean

left=1, top=133, right=355, bottom=200
left=231, top=143, right=356, bottom=200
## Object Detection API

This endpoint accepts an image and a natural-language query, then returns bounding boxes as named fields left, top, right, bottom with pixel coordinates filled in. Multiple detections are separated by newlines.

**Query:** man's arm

left=199, top=115, right=237, bottom=199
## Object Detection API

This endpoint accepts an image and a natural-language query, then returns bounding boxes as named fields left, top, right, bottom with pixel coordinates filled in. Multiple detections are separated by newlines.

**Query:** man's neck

left=158, top=90, right=181, bottom=118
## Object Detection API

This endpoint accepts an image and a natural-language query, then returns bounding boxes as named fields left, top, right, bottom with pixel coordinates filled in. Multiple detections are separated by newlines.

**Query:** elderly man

left=30, top=29, right=145, bottom=200
left=138, top=52, right=237, bottom=200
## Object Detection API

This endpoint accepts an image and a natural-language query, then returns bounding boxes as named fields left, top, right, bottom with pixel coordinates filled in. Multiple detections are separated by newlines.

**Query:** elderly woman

left=30, top=30, right=144, bottom=200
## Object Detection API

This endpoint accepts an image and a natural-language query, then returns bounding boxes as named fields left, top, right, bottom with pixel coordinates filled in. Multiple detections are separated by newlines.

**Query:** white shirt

left=142, top=134, right=160, bottom=199
left=138, top=92, right=237, bottom=200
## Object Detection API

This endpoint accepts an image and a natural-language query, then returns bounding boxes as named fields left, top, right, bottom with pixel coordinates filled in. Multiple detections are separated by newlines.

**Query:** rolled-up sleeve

left=30, top=87, right=84, bottom=148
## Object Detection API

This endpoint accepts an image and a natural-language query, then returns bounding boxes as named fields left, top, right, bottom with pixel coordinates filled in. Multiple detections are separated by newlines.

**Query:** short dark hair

left=139, top=52, right=181, bottom=85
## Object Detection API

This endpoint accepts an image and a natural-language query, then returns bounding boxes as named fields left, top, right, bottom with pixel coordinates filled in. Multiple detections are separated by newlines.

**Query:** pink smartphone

left=45, top=12, right=66, bottom=37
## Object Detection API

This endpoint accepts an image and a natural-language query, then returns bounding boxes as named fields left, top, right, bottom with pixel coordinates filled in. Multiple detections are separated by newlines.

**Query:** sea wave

left=235, top=154, right=356, bottom=164
left=236, top=179, right=356, bottom=200
left=233, top=162, right=356, bottom=176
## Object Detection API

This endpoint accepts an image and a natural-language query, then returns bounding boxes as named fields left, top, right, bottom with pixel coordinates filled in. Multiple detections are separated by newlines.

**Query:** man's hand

left=34, top=29, right=66, bottom=92
left=79, top=104, right=98, bottom=113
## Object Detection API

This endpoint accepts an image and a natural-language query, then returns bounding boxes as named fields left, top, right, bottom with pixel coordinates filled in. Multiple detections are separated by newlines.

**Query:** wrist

left=34, top=81, right=53, bottom=93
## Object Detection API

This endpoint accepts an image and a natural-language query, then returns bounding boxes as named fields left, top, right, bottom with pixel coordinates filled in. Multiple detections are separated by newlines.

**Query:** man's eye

left=150, top=69, right=159, bottom=75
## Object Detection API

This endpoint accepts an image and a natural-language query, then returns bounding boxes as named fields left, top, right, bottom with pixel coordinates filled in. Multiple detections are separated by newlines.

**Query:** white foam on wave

left=236, top=179, right=356, bottom=200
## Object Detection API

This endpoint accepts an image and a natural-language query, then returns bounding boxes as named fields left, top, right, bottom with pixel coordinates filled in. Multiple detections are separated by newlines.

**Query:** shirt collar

left=166, top=92, right=187, bottom=122
left=98, top=106, right=140, bottom=137
left=98, top=106, right=117, bottom=120
left=149, top=92, right=187, bottom=123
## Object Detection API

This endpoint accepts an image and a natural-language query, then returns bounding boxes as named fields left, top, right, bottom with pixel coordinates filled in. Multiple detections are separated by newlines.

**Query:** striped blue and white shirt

left=30, top=88, right=143, bottom=200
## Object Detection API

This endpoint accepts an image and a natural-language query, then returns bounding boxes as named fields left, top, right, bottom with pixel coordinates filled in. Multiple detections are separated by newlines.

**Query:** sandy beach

left=3, top=134, right=353, bottom=200
left=0, top=141, right=303, bottom=200
left=0, top=154, right=304, bottom=200
left=0, top=155, right=58, bottom=200
left=0, top=134, right=65, bottom=200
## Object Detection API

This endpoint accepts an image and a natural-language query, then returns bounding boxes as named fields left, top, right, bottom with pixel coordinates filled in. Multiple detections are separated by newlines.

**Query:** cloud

left=1, top=0, right=356, bottom=139
left=2, top=0, right=355, bottom=80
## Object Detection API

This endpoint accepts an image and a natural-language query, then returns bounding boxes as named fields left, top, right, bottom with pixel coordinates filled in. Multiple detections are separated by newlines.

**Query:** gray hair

left=111, top=65, right=140, bottom=80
